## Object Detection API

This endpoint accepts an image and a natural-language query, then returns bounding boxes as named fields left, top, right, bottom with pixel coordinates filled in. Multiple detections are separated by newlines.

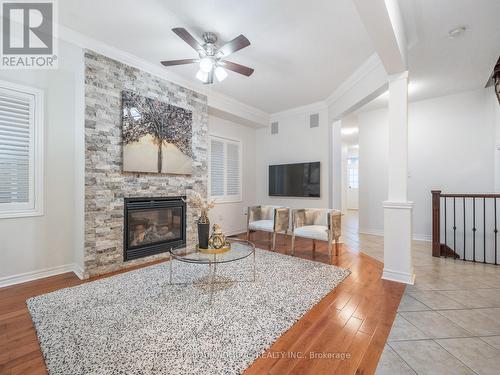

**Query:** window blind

left=0, top=92, right=32, bottom=204
left=210, top=136, right=242, bottom=201
left=210, top=137, right=225, bottom=197
left=226, top=142, right=240, bottom=196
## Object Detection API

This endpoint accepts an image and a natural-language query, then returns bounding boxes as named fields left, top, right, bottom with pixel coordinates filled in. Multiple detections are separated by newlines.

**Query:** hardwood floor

left=0, top=233, right=404, bottom=375
left=241, top=232, right=404, bottom=375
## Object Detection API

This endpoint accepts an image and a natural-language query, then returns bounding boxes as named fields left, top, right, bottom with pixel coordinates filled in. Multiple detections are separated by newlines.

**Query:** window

left=0, top=80, right=43, bottom=218
left=209, top=135, right=242, bottom=202
left=347, top=157, right=359, bottom=189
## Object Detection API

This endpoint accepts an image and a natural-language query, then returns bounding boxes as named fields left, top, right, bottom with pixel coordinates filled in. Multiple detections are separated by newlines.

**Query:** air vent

left=310, top=113, right=319, bottom=128
left=271, top=121, right=279, bottom=135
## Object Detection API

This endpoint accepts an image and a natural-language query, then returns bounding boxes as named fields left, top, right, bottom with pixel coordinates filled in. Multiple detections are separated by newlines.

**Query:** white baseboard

left=72, top=263, right=85, bottom=280
left=227, top=228, right=247, bottom=237
left=0, top=263, right=84, bottom=288
left=358, top=227, right=431, bottom=242
left=358, top=227, right=384, bottom=237
left=382, top=268, right=415, bottom=285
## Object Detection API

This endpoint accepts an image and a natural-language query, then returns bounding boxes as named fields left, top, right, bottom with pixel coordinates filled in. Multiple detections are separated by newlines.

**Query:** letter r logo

left=2, top=2, right=53, bottom=54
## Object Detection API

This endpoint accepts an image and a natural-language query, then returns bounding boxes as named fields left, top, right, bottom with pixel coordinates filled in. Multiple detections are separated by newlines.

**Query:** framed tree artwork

left=122, top=91, right=193, bottom=174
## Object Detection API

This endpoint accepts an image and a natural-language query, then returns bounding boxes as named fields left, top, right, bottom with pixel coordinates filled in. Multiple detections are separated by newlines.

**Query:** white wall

left=359, top=109, right=388, bottom=233
left=493, top=87, right=500, bottom=192
left=359, top=88, right=496, bottom=239
left=0, top=40, right=84, bottom=284
left=208, top=114, right=256, bottom=235
left=255, top=105, right=330, bottom=209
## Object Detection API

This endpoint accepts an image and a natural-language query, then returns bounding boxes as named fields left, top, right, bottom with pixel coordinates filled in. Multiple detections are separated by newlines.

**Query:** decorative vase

left=197, top=209, right=210, bottom=249
left=208, top=224, right=226, bottom=249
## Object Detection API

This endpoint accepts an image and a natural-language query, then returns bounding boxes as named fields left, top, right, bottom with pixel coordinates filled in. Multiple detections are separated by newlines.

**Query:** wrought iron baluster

left=495, top=197, right=498, bottom=265
left=484, top=197, right=486, bottom=264
left=432, top=192, right=500, bottom=265
left=473, top=197, right=476, bottom=262
left=444, top=197, right=447, bottom=248
left=463, top=197, right=466, bottom=261
left=453, top=197, right=456, bottom=258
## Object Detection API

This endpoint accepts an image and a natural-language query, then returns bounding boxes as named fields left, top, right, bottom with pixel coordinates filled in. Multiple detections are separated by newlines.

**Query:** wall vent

left=310, top=113, right=319, bottom=128
left=271, top=121, right=279, bottom=135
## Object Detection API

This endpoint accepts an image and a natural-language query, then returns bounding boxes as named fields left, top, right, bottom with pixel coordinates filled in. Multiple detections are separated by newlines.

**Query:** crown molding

left=270, top=100, right=327, bottom=121
left=58, top=25, right=269, bottom=127
left=208, top=92, right=269, bottom=127
left=325, top=53, right=384, bottom=107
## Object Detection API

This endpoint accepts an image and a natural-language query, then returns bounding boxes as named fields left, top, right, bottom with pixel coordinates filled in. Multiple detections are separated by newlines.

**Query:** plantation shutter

left=210, top=137, right=225, bottom=197
left=209, top=135, right=242, bottom=201
left=226, top=141, right=240, bottom=197
left=0, top=88, right=34, bottom=207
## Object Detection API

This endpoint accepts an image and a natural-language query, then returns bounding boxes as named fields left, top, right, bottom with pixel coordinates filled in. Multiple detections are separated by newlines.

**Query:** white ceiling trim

left=325, top=53, right=383, bottom=107
left=327, top=54, right=388, bottom=122
left=352, top=0, right=407, bottom=74
left=58, top=24, right=269, bottom=127
left=270, top=100, right=327, bottom=121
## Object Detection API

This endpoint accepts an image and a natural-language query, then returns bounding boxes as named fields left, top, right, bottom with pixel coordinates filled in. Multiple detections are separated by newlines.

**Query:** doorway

left=346, top=156, right=359, bottom=209
left=340, top=114, right=359, bottom=234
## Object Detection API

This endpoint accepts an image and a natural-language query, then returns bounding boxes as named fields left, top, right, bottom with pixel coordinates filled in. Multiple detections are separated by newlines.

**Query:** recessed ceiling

left=358, top=0, right=500, bottom=113
left=59, top=0, right=375, bottom=114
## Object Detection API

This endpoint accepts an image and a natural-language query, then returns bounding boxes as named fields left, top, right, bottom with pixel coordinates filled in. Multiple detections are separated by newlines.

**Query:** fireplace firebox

left=124, top=196, right=186, bottom=261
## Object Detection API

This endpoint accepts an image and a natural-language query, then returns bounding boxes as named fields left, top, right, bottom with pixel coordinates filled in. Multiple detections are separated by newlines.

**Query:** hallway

left=342, top=210, right=500, bottom=374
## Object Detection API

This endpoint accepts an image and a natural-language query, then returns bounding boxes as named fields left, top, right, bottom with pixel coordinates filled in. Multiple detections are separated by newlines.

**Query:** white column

left=383, top=71, right=415, bottom=285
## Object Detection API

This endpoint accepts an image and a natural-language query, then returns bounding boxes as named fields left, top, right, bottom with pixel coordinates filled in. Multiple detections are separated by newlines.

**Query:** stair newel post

left=431, top=190, right=442, bottom=257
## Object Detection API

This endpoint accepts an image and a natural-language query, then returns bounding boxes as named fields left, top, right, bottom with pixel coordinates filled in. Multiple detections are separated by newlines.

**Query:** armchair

left=246, top=206, right=290, bottom=251
left=291, top=208, right=342, bottom=262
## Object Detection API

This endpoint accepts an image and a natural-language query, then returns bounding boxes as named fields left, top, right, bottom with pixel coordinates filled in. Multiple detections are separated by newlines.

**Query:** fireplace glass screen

left=128, top=207, right=182, bottom=248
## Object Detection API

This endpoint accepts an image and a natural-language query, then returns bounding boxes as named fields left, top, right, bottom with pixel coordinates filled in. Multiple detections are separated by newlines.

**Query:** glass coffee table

left=168, top=238, right=256, bottom=304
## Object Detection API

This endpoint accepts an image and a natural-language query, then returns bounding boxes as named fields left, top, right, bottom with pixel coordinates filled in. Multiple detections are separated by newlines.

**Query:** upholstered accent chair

left=246, top=206, right=290, bottom=251
left=291, top=208, right=342, bottom=262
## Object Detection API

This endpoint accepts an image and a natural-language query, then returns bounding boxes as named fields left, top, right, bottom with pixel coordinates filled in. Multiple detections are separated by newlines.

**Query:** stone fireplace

left=83, top=50, right=208, bottom=278
left=124, top=197, right=186, bottom=261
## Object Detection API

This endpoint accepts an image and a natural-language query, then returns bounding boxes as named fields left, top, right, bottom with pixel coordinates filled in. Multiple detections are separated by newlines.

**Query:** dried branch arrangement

left=184, top=191, right=215, bottom=213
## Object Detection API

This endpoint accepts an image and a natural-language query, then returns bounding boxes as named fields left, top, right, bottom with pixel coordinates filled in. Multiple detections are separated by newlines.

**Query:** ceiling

left=59, top=0, right=500, bottom=116
left=359, top=0, right=500, bottom=112
left=59, top=0, right=375, bottom=114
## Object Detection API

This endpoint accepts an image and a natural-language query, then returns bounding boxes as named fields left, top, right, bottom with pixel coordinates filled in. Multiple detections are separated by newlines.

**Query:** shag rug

left=27, top=249, right=350, bottom=375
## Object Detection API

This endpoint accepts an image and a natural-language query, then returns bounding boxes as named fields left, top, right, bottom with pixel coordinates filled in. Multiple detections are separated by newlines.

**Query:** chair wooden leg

left=272, top=232, right=277, bottom=251
left=328, top=241, right=333, bottom=263
left=246, top=228, right=250, bottom=241
left=291, top=234, right=296, bottom=256
left=312, top=239, right=316, bottom=258
left=335, top=238, right=340, bottom=256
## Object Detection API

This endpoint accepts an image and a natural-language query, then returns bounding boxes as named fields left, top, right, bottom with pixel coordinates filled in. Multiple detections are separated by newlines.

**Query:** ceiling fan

left=161, top=28, right=254, bottom=84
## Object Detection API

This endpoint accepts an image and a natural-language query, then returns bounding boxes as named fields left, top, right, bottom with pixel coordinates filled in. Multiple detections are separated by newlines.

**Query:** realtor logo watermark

left=1, top=0, right=58, bottom=69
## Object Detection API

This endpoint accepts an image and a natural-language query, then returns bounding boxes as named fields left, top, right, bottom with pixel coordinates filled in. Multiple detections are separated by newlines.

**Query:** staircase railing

left=432, top=190, right=500, bottom=264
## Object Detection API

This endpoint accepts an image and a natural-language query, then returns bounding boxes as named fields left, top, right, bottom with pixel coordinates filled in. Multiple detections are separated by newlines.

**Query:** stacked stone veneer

left=84, top=50, right=208, bottom=278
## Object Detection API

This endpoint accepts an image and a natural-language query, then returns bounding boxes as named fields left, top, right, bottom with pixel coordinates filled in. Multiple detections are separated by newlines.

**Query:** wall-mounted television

left=269, top=162, right=320, bottom=197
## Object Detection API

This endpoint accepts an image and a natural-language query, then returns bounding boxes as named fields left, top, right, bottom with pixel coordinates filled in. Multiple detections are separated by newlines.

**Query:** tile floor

left=341, top=210, right=500, bottom=375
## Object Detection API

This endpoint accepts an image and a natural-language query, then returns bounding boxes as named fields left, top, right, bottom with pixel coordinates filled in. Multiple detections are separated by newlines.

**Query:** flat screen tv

left=269, top=162, right=320, bottom=197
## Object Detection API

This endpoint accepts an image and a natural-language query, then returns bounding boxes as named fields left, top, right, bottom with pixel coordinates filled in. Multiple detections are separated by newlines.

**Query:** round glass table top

left=169, top=238, right=255, bottom=264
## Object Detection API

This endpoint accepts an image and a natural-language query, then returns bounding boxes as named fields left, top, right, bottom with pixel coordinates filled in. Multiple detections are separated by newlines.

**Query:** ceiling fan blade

left=172, top=27, right=203, bottom=52
left=218, top=35, right=250, bottom=56
left=161, top=59, right=198, bottom=66
left=221, top=60, right=254, bottom=77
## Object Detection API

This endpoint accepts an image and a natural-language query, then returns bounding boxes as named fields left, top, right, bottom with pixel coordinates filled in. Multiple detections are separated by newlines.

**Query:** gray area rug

left=27, top=249, right=350, bottom=375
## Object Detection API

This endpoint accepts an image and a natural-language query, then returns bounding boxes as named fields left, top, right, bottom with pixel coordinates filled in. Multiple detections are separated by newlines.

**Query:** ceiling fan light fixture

left=199, top=57, right=214, bottom=73
left=215, top=66, right=228, bottom=82
left=164, top=28, right=254, bottom=84
left=196, top=69, right=209, bottom=82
